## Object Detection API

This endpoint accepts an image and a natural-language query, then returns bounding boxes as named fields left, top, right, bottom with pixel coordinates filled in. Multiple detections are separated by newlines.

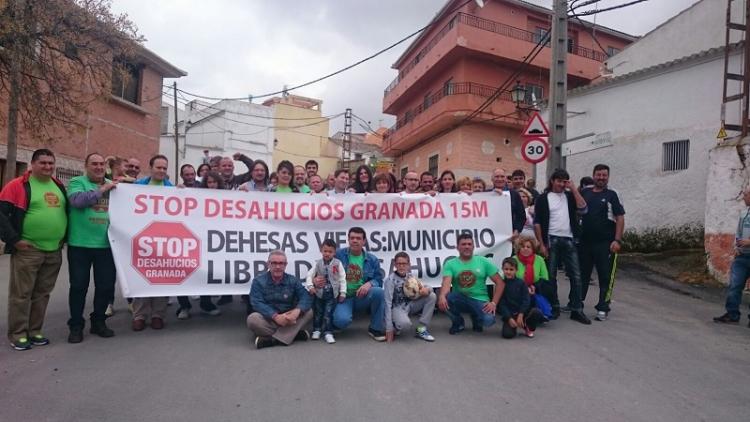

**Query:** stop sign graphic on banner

left=131, top=222, right=200, bottom=285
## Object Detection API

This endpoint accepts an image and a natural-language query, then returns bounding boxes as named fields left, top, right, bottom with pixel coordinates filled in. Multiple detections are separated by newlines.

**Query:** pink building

left=382, top=0, right=636, bottom=180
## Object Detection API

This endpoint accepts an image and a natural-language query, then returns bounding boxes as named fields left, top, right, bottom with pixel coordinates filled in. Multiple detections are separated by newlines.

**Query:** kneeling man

left=438, top=233, right=505, bottom=334
left=248, top=250, right=312, bottom=349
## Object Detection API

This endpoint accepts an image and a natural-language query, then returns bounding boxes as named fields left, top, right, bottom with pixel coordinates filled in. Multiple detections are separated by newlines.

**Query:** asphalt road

left=0, top=255, right=748, bottom=422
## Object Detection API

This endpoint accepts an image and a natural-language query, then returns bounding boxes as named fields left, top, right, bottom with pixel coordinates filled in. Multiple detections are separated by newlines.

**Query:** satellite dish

left=475, top=0, right=485, bottom=7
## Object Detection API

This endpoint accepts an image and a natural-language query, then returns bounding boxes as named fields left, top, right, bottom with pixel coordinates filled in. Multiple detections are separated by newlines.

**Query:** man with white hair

left=247, top=251, right=313, bottom=349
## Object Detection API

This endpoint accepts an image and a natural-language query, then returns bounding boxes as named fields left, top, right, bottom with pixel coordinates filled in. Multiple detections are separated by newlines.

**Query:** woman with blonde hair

left=456, top=176, right=473, bottom=193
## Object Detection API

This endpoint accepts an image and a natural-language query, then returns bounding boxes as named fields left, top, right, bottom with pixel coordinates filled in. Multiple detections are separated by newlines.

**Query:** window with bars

left=525, top=84, right=543, bottom=105
left=662, top=140, right=689, bottom=171
left=400, top=167, right=408, bottom=180
left=428, top=154, right=439, bottom=177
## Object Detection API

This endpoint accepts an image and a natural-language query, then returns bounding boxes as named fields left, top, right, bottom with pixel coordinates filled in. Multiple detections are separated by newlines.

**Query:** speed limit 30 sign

left=521, top=137, right=550, bottom=164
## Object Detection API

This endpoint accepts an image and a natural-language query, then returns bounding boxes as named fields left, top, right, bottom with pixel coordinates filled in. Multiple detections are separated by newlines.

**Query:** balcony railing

left=385, top=81, right=513, bottom=138
left=384, top=12, right=608, bottom=96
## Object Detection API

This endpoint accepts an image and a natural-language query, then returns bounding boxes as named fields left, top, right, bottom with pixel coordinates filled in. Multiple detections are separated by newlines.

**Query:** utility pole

left=341, top=108, right=352, bottom=169
left=546, top=0, right=568, bottom=180
left=173, top=81, right=179, bottom=181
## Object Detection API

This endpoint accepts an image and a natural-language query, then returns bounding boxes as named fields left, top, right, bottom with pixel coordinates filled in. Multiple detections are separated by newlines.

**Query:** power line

left=165, top=86, right=343, bottom=121
left=461, top=30, right=550, bottom=124
left=164, top=91, right=344, bottom=130
left=387, top=30, right=552, bottom=152
left=170, top=0, right=475, bottom=102
left=571, top=0, right=649, bottom=17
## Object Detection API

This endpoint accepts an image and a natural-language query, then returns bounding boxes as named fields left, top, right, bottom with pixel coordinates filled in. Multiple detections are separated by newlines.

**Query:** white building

left=160, top=100, right=275, bottom=181
left=537, top=0, right=742, bottom=251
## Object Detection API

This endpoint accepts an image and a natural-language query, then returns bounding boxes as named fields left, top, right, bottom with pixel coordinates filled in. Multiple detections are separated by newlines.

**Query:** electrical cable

left=571, top=0, right=649, bottom=17
left=171, top=0, right=475, bottom=102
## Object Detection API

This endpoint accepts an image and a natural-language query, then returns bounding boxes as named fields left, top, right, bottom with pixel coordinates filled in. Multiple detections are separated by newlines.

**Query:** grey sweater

left=304, top=258, right=347, bottom=299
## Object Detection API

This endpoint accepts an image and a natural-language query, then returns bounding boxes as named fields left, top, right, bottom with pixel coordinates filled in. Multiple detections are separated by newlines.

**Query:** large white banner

left=108, top=184, right=513, bottom=297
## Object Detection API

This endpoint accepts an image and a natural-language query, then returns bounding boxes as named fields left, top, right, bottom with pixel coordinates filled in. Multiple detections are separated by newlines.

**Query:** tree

left=0, top=0, right=143, bottom=185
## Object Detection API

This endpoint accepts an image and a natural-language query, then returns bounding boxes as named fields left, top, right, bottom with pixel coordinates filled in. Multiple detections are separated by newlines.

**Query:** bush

left=622, top=224, right=704, bottom=252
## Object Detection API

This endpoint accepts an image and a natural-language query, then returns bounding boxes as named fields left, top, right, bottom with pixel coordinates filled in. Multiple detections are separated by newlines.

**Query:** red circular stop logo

left=131, top=222, right=200, bottom=285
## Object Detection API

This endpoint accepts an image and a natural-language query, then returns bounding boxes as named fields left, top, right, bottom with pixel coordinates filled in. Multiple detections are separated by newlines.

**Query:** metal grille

left=55, top=167, right=83, bottom=185
left=662, top=140, right=689, bottom=172
left=428, top=154, right=439, bottom=177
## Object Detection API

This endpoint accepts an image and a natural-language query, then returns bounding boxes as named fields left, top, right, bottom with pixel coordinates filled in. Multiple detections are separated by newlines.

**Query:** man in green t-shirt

left=0, top=149, right=67, bottom=351
left=66, top=153, right=118, bottom=343
left=438, top=233, right=505, bottom=334
left=294, top=165, right=311, bottom=193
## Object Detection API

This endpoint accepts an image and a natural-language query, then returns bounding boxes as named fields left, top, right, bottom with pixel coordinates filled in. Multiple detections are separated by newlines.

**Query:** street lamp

left=511, top=80, right=526, bottom=107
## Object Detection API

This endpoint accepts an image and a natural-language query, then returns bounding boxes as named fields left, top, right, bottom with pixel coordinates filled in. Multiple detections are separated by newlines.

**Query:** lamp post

left=511, top=80, right=527, bottom=107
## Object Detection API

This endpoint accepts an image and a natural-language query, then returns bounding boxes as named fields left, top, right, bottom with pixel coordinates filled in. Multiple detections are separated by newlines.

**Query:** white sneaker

left=104, top=304, right=114, bottom=317
left=167, top=297, right=175, bottom=306
left=596, top=311, right=608, bottom=321
left=324, top=333, right=336, bottom=344
left=311, top=330, right=321, bottom=340
left=190, top=296, right=200, bottom=300
left=177, top=309, right=190, bottom=320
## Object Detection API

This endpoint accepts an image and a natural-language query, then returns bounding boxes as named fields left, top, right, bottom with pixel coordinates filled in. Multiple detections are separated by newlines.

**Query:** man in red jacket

left=0, top=149, right=68, bottom=350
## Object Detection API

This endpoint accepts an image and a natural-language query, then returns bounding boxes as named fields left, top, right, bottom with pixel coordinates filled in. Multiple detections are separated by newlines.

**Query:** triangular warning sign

left=521, top=112, right=550, bottom=138
left=717, top=126, right=728, bottom=140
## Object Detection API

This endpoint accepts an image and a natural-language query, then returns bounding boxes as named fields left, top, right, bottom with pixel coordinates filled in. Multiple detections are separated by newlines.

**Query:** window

left=428, top=154, right=439, bottom=177
left=112, top=60, right=142, bottom=104
left=354, top=153, right=363, bottom=161
left=607, top=46, right=621, bottom=57
left=567, top=31, right=579, bottom=53
left=401, top=167, right=409, bottom=180
left=525, top=84, right=543, bottom=105
left=533, top=27, right=549, bottom=44
left=404, top=110, right=414, bottom=123
left=567, top=38, right=576, bottom=53
left=423, top=91, right=431, bottom=110
left=443, top=78, right=454, bottom=96
left=160, top=106, right=169, bottom=134
left=662, top=140, right=690, bottom=171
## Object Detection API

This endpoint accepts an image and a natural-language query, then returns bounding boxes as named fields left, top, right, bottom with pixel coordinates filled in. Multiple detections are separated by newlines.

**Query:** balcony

left=382, top=81, right=526, bottom=154
left=383, top=12, right=608, bottom=113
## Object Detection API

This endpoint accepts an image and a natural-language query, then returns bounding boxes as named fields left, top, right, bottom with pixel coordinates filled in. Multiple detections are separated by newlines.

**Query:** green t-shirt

left=22, top=176, right=67, bottom=251
left=298, top=184, right=311, bottom=193
left=67, top=175, right=111, bottom=248
left=275, top=185, right=293, bottom=193
left=149, top=179, right=164, bottom=186
left=346, top=253, right=365, bottom=297
left=514, top=255, right=548, bottom=284
left=442, top=256, right=498, bottom=302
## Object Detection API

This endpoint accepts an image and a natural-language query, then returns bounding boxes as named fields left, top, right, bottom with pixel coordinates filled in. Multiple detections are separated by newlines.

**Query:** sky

left=110, top=0, right=699, bottom=134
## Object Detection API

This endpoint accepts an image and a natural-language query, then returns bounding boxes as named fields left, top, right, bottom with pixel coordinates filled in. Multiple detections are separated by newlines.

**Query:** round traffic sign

left=521, top=137, right=550, bottom=164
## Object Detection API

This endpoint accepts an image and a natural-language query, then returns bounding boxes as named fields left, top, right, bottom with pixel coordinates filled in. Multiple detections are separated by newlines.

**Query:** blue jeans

left=445, top=291, right=496, bottom=329
left=547, top=235, right=583, bottom=312
left=313, top=288, right=337, bottom=334
left=725, top=254, right=750, bottom=319
left=333, top=286, right=385, bottom=332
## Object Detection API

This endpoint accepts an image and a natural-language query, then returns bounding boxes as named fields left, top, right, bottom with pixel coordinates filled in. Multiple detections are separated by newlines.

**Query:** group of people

left=0, top=147, right=628, bottom=351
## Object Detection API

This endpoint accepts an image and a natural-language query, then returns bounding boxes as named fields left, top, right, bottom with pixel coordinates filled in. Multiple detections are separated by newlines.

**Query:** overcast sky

left=110, top=0, right=699, bottom=133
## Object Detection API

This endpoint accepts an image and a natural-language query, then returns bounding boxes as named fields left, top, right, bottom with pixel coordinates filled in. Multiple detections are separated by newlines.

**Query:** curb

left=619, top=260, right=729, bottom=304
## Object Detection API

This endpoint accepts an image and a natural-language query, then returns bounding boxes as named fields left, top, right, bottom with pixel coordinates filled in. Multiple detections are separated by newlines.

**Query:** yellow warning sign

left=717, top=126, right=728, bottom=139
